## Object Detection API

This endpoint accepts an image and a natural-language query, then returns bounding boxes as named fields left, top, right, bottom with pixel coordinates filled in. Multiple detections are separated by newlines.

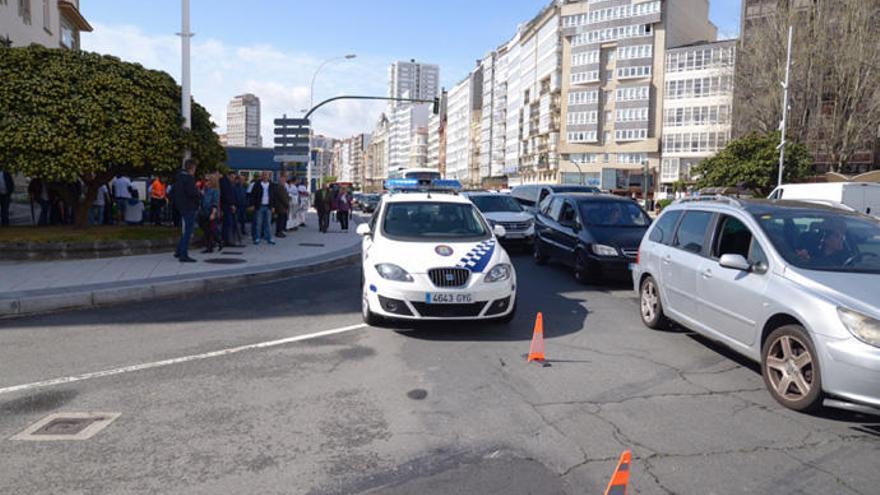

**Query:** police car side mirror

left=493, top=224, right=507, bottom=238
left=356, top=224, right=372, bottom=237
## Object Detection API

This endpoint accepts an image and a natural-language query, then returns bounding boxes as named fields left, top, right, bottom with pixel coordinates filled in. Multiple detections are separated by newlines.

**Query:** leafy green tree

left=692, top=132, right=813, bottom=197
left=0, top=45, right=225, bottom=227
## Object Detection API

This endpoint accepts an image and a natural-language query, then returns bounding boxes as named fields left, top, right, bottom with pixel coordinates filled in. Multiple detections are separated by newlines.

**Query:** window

left=558, top=202, right=577, bottom=224
left=714, top=216, right=770, bottom=269
left=19, top=0, right=31, bottom=25
left=41, top=0, right=50, bottom=31
left=547, top=197, right=564, bottom=219
left=674, top=211, right=713, bottom=254
left=382, top=202, right=489, bottom=241
left=650, top=210, right=682, bottom=245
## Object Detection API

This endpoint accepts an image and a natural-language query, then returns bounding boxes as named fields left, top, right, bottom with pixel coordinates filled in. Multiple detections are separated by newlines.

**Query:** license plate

left=427, top=293, right=473, bottom=304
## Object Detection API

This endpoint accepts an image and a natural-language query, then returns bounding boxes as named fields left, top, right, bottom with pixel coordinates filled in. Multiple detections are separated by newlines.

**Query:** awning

left=58, top=0, right=93, bottom=32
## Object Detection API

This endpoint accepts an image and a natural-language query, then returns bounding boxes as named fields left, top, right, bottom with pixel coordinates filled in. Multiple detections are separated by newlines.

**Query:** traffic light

left=432, top=97, right=440, bottom=115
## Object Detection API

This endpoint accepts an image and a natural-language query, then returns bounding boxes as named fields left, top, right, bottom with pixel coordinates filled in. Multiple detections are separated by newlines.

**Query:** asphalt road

left=0, top=253, right=878, bottom=494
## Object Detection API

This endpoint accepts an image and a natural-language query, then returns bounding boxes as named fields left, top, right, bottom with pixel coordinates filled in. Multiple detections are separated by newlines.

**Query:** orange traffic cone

left=604, top=450, right=632, bottom=495
left=527, top=312, right=545, bottom=363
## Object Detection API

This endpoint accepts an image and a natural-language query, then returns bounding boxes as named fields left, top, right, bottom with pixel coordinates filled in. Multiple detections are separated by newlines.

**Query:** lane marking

left=0, top=323, right=368, bottom=397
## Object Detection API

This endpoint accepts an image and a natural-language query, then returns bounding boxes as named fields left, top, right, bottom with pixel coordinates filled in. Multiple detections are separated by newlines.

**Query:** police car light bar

left=384, top=178, right=462, bottom=193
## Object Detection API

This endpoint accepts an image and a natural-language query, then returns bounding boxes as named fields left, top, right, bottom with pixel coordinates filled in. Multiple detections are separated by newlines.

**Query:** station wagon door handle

left=702, top=268, right=713, bottom=279
left=662, top=255, right=672, bottom=265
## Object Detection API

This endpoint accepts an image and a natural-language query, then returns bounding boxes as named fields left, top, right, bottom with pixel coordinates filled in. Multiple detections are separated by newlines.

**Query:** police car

left=356, top=179, right=517, bottom=324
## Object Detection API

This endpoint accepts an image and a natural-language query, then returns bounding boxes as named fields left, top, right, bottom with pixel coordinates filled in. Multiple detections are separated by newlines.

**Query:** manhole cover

left=407, top=389, right=428, bottom=400
left=202, top=258, right=247, bottom=265
left=12, top=412, right=121, bottom=441
left=221, top=251, right=244, bottom=256
left=299, top=243, right=325, bottom=247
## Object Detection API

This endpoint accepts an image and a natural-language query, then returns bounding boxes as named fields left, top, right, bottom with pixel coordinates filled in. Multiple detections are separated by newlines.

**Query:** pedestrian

left=337, top=187, right=352, bottom=232
left=89, top=183, right=109, bottom=226
left=296, top=179, right=309, bottom=228
left=272, top=172, right=290, bottom=238
left=248, top=176, right=259, bottom=243
left=124, top=188, right=145, bottom=225
left=249, top=171, right=276, bottom=245
left=0, top=167, right=14, bottom=227
left=112, top=174, right=132, bottom=224
left=200, top=174, right=221, bottom=253
left=219, top=170, right=239, bottom=246
left=28, top=178, right=50, bottom=226
left=286, top=178, right=299, bottom=232
left=172, top=159, right=200, bottom=262
left=234, top=174, right=249, bottom=237
left=149, top=176, right=167, bottom=226
left=314, top=183, right=333, bottom=233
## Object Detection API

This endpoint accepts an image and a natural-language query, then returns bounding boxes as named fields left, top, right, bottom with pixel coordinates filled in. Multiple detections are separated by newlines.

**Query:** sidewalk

left=0, top=212, right=363, bottom=318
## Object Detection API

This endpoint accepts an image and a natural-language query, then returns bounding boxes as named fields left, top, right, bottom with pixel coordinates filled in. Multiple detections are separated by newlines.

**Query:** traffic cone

left=527, top=312, right=545, bottom=363
left=604, top=450, right=632, bottom=495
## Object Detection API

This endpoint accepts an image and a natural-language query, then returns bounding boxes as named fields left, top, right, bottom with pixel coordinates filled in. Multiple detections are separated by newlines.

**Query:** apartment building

left=387, top=102, right=431, bottom=171
left=445, top=69, right=483, bottom=186
left=365, top=115, right=390, bottom=192
left=558, top=0, right=716, bottom=190
left=1, top=0, right=92, bottom=49
left=660, top=39, right=735, bottom=190
left=426, top=91, right=448, bottom=176
left=226, top=94, right=262, bottom=148
left=388, top=59, right=440, bottom=102
left=311, top=134, right=338, bottom=179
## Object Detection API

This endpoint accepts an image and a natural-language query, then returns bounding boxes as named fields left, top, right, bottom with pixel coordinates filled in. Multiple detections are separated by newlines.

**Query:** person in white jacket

left=286, top=178, right=299, bottom=231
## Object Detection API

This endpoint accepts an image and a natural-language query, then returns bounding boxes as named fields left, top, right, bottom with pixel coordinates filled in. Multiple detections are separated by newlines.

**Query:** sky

left=81, top=0, right=742, bottom=141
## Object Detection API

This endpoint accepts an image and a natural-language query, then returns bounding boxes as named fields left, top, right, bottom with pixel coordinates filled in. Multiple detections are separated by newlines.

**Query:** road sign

left=274, top=136, right=309, bottom=145
left=274, top=155, right=309, bottom=163
left=274, top=146, right=310, bottom=155
left=273, top=127, right=311, bottom=136
left=274, top=117, right=310, bottom=127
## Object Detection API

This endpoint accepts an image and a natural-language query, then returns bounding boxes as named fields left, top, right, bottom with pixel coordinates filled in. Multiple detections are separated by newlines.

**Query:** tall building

left=226, top=94, right=262, bottom=148
left=388, top=60, right=440, bottom=102
left=366, top=114, right=390, bottom=192
left=445, top=68, right=483, bottom=186
left=558, top=0, right=717, bottom=190
left=661, top=39, right=736, bottom=192
left=426, top=91, right=448, bottom=176
left=1, top=0, right=93, bottom=49
left=387, top=98, right=432, bottom=171
left=311, top=134, right=338, bottom=179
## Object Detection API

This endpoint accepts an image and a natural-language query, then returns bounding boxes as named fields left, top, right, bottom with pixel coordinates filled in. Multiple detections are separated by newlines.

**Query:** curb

left=0, top=246, right=361, bottom=319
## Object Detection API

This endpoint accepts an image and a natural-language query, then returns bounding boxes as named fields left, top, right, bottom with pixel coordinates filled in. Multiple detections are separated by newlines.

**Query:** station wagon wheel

left=762, top=325, right=823, bottom=412
left=639, top=276, right=667, bottom=329
left=533, top=239, right=549, bottom=265
left=573, top=250, right=592, bottom=284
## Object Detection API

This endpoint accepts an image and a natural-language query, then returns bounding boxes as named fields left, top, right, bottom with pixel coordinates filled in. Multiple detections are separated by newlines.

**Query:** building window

left=615, top=129, right=648, bottom=141
left=616, top=65, right=652, bottom=79
left=19, top=0, right=31, bottom=25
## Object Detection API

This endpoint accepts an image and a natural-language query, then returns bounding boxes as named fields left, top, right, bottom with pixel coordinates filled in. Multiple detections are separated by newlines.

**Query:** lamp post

left=777, top=25, right=793, bottom=188
left=305, top=54, right=355, bottom=194
left=570, top=157, right=586, bottom=185
left=178, top=0, right=194, bottom=161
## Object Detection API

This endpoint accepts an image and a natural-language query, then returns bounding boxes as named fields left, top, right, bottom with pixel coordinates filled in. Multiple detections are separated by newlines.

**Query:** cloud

left=82, top=22, right=389, bottom=141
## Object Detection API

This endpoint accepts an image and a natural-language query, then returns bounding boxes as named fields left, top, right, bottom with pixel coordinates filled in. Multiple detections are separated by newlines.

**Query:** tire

left=533, top=239, right=549, bottom=265
left=762, top=325, right=823, bottom=412
left=639, top=276, right=668, bottom=330
left=362, top=290, right=382, bottom=327
left=573, top=249, right=593, bottom=284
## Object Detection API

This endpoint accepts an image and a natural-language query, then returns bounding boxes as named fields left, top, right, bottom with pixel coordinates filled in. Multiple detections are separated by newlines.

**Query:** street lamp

left=569, top=156, right=586, bottom=186
left=178, top=0, right=194, bottom=161
left=308, top=54, right=357, bottom=114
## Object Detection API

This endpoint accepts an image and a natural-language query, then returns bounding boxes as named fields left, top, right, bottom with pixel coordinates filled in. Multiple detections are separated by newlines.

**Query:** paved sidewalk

left=0, top=212, right=363, bottom=317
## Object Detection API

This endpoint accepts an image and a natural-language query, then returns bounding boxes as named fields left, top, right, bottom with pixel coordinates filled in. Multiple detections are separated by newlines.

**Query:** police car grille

left=429, top=268, right=471, bottom=288
left=411, top=302, right=486, bottom=318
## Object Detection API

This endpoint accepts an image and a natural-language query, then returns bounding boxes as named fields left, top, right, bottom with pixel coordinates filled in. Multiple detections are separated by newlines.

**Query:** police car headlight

left=591, top=244, right=619, bottom=257
left=485, top=263, right=512, bottom=283
left=839, top=307, right=880, bottom=347
left=375, top=263, right=414, bottom=282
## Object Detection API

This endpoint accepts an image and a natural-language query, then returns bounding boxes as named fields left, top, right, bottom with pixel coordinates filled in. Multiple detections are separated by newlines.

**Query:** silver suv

left=632, top=197, right=880, bottom=413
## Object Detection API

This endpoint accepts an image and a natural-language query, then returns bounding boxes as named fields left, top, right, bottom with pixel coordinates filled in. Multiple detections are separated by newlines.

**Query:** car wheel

left=762, top=325, right=823, bottom=412
left=533, top=239, right=549, bottom=265
left=639, top=276, right=668, bottom=329
left=362, top=290, right=382, bottom=327
left=573, top=249, right=592, bottom=284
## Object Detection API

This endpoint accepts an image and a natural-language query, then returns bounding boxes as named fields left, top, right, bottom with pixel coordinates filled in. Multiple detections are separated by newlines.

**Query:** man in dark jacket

left=0, top=168, right=13, bottom=227
left=172, top=159, right=201, bottom=262
left=272, top=172, right=291, bottom=238
left=249, top=171, right=276, bottom=245
left=219, top=171, right=239, bottom=246
left=314, top=183, right=333, bottom=234
left=234, top=174, right=249, bottom=237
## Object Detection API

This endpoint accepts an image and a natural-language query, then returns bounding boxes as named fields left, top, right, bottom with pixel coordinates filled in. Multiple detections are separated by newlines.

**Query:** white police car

left=356, top=179, right=517, bottom=324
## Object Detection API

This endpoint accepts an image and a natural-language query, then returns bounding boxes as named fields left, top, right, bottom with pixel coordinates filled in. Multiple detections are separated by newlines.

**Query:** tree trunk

left=73, top=174, right=112, bottom=228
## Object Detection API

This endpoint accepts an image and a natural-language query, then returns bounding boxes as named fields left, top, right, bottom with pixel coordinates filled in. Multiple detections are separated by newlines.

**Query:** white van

left=768, top=182, right=880, bottom=217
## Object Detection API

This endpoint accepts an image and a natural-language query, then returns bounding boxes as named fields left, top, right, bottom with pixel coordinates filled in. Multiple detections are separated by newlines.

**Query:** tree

left=692, top=132, right=813, bottom=197
left=0, top=45, right=225, bottom=227
left=734, top=0, right=880, bottom=173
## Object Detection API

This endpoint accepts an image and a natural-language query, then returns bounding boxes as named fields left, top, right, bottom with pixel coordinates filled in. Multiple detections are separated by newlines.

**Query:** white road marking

left=0, top=323, right=368, bottom=397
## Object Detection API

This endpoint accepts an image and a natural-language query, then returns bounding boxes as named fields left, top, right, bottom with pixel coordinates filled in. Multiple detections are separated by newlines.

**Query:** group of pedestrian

left=314, top=183, right=353, bottom=233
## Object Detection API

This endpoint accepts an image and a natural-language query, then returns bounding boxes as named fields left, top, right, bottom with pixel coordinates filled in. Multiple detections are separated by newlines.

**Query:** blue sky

left=81, top=0, right=742, bottom=139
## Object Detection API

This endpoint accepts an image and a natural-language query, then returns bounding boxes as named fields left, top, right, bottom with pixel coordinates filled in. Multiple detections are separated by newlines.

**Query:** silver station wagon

left=632, top=197, right=880, bottom=413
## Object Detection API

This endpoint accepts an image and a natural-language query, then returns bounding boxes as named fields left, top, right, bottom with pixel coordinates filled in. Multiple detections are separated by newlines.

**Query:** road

left=0, top=253, right=878, bottom=494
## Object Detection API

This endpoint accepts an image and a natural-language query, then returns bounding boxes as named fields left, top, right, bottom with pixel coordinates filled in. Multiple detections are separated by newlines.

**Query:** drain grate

left=299, top=243, right=325, bottom=247
left=202, top=258, right=247, bottom=265
left=12, top=412, right=121, bottom=441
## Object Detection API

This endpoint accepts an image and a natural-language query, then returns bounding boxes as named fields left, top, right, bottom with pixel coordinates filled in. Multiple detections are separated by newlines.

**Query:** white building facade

left=388, top=59, right=440, bottom=101
left=226, top=94, right=262, bottom=148
left=661, top=39, right=736, bottom=189
left=1, top=0, right=92, bottom=49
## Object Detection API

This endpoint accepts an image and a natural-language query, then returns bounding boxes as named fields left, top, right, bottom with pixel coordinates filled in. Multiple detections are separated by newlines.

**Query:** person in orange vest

left=149, top=176, right=167, bottom=226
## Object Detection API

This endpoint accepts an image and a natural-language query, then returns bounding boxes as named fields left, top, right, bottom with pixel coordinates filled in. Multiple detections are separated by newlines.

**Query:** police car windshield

left=469, top=195, right=523, bottom=213
left=382, top=202, right=490, bottom=241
